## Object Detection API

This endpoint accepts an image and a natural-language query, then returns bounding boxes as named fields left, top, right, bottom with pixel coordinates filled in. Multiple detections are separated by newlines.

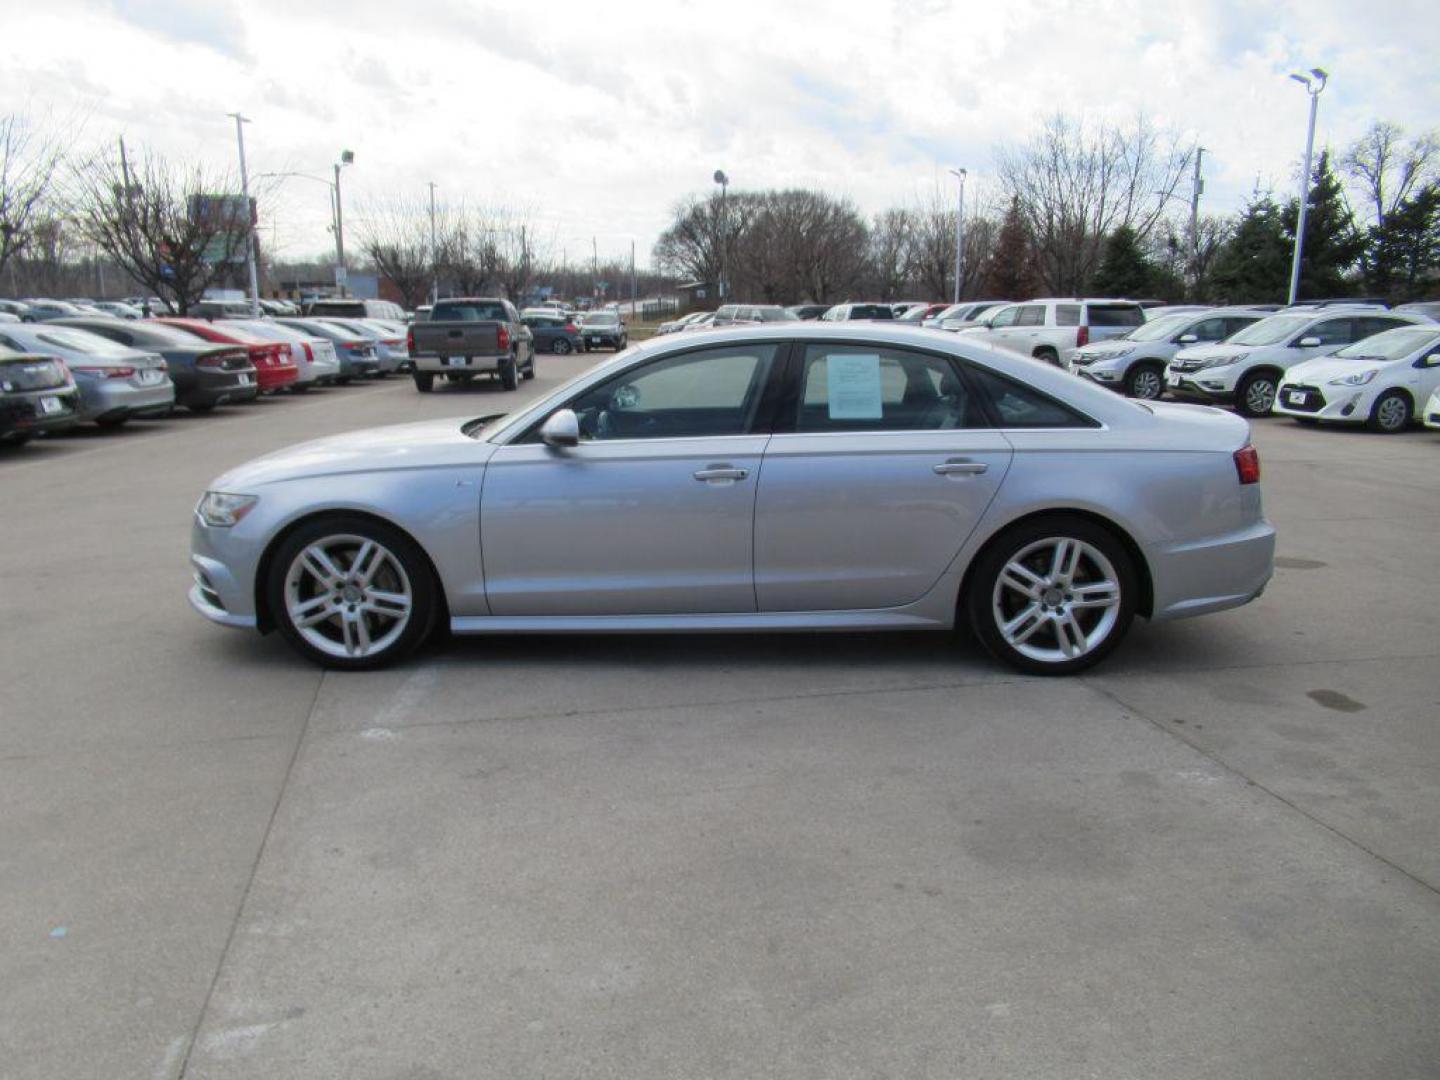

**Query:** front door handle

left=933, top=459, right=988, bottom=476
left=693, top=465, right=749, bottom=482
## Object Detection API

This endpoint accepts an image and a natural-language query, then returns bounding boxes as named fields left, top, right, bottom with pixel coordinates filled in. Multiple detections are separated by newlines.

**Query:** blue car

left=521, top=311, right=583, bottom=356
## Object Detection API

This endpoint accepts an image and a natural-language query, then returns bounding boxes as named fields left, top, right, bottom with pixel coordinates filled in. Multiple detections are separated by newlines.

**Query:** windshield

left=1331, top=327, right=1440, bottom=361
left=1125, top=313, right=1194, bottom=342
left=757, top=307, right=799, bottom=322
left=1227, top=314, right=1312, bottom=346
left=582, top=313, right=619, bottom=326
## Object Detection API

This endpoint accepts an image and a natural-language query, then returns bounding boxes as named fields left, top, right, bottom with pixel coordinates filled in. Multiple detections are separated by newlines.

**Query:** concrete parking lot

left=2, top=358, right=1438, bottom=1080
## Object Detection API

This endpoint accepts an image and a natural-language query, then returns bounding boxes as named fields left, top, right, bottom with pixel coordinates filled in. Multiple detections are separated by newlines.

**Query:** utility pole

left=333, top=150, right=354, bottom=297
left=118, top=136, right=133, bottom=195
left=948, top=167, right=967, bottom=304
left=428, top=181, right=438, bottom=305
left=228, top=112, right=262, bottom=317
left=713, top=169, right=729, bottom=300
left=592, top=235, right=598, bottom=300
left=1286, top=69, right=1328, bottom=306
left=630, top=238, right=637, bottom=318
left=1188, top=147, right=1205, bottom=298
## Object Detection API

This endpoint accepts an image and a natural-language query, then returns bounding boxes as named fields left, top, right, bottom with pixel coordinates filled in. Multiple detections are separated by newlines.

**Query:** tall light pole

left=948, top=167, right=967, bottom=304
left=333, top=149, right=354, bottom=296
left=428, top=181, right=438, bottom=305
left=227, top=112, right=262, bottom=316
left=1188, top=147, right=1205, bottom=299
left=713, top=169, right=729, bottom=300
left=1286, top=68, right=1327, bottom=306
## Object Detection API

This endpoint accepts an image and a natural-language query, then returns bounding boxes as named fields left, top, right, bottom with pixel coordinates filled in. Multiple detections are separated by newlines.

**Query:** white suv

left=960, top=299, right=1145, bottom=365
left=1166, top=308, right=1427, bottom=416
left=1066, top=307, right=1268, bottom=400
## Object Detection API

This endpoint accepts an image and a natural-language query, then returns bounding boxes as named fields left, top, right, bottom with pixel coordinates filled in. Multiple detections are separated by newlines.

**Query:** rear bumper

left=180, top=368, right=260, bottom=407
left=1148, top=518, right=1276, bottom=620
left=415, top=355, right=504, bottom=374
left=255, top=365, right=299, bottom=392
left=75, top=378, right=175, bottom=422
left=1, top=386, right=82, bottom=435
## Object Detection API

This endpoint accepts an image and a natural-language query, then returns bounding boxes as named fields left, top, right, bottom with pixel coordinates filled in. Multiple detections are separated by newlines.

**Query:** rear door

left=753, top=342, right=1011, bottom=611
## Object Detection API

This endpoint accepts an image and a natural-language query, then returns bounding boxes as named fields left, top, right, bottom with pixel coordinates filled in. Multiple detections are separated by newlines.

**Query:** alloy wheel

left=283, top=534, right=413, bottom=659
left=1244, top=377, right=1276, bottom=415
left=1130, top=368, right=1162, bottom=400
left=991, top=536, right=1122, bottom=664
left=1375, top=394, right=1409, bottom=432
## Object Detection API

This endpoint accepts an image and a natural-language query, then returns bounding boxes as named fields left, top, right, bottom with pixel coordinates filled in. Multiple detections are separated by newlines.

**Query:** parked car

left=0, top=323, right=173, bottom=426
left=786, top=304, right=831, bottom=321
left=1066, top=307, right=1268, bottom=400
left=274, top=318, right=382, bottom=382
left=922, top=301, right=1010, bottom=331
left=1283, top=297, right=1390, bottom=310
left=0, top=347, right=81, bottom=445
left=356, top=318, right=415, bottom=369
left=890, top=301, right=931, bottom=318
left=86, top=300, right=143, bottom=320
left=304, top=298, right=406, bottom=321
left=961, top=299, right=1146, bottom=365
left=407, top=297, right=535, bottom=391
left=21, top=299, right=88, bottom=322
left=711, top=304, right=801, bottom=327
left=1272, top=325, right=1440, bottom=432
left=313, top=318, right=405, bottom=374
left=155, top=318, right=299, bottom=395
left=819, top=302, right=897, bottom=321
left=1166, top=308, right=1428, bottom=416
left=679, top=312, right=717, bottom=332
left=579, top=310, right=628, bottom=350
left=187, top=323, right=1275, bottom=675
left=521, top=311, right=584, bottom=354
left=53, top=317, right=258, bottom=411
left=897, top=302, right=952, bottom=323
left=227, top=320, right=341, bottom=388
left=656, top=310, right=711, bottom=335
left=258, top=299, right=300, bottom=316
left=1425, top=386, right=1440, bottom=430
left=0, top=299, right=34, bottom=321
left=1142, top=305, right=1212, bottom=321
left=1395, top=301, right=1440, bottom=321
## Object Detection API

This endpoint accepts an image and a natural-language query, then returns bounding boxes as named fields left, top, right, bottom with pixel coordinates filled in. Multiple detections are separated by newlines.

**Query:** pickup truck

left=406, top=297, right=535, bottom=392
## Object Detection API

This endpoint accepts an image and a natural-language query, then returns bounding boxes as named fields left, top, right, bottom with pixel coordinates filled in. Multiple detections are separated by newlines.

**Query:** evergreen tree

left=1283, top=150, right=1366, bottom=299
left=1207, top=193, right=1291, bottom=303
left=1365, top=183, right=1440, bottom=300
left=1091, top=226, right=1154, bottom=297
left=981, top=196, right=1038, bottom=298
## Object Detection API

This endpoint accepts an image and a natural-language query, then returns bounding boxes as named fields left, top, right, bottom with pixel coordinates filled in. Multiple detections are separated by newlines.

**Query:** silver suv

left=960, top=298, right=1145, bottom=365
left=1066, top=307, right=1268, bottom=400
left=711, top=304, right=800, bottom=327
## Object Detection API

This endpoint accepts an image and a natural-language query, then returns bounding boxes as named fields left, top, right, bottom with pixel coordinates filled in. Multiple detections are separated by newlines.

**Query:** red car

left=154, top=318, right=299, bottom=394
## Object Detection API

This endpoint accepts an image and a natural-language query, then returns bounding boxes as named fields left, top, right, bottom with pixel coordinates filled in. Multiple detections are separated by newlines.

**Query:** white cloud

left=3, top=0, right=1437, bottom=265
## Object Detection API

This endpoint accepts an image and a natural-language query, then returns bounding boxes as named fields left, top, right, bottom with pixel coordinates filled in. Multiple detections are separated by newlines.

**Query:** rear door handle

left=693, top=465, right=749, bottom=482
left=933, top=459, right=988, bottom=476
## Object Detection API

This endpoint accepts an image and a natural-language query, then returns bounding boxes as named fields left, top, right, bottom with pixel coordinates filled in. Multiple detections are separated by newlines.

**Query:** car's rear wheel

left=189, top=402, right=215, bottom=414
left=0, top=431, right=33, bottom=447
left=501, top=357, right=520, bottom=391
left=552, top=338, right=572, bottom=355
left=967, top=516, right=1137, bottom=676
left=1236, top=371, right=1278, bottom=417
left=1033, top=347, right=1059, bottom=366
left=413, top=372, right=434, bottom=393
left=1125, top=363, right=1163, bottom=400
left=268, top=516, right=438, bottom=670
left=1368, top=389, right=1411, bottom=433
left=95, top=415, right=128, bottom=428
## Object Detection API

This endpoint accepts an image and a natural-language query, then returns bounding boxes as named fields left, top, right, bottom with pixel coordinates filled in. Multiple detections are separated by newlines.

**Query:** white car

left=1166, top=308, right=1428, bottom=417
left=1274, top=325, right=1440, bottom=432
left=1066, top=307, right=1267, bottom=401
left=229, top=320, right=341, bottom=387
left=1425, top=387, right=1440, bottom=430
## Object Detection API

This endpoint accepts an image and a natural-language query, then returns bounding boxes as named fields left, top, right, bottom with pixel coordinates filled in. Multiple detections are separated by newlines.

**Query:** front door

left=481, top=341, right=783, bottom=616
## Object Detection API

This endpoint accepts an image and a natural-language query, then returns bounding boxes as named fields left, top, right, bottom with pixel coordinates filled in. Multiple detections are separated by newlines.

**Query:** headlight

left=1106, top=347, right=1135, bottom=359
left=197, top=491, right=258, bottom=527
left=1328, top=369, right=1379, bottom=386
left=1201, top=353, right=1247, bottom=369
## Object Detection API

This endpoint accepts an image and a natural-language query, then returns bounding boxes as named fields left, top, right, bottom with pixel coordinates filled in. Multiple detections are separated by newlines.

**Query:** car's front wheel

left=1125, top=363, right=1164, bottom=400
left=1368, top=389, right=1411, bottom=433
left=1235, top=371, right=1278, bottom=417
left=552, top=338, right=572, bottom=355
left=967, top=516, right=1137, bottom=675
left=267, top=516, right=439, bottom=670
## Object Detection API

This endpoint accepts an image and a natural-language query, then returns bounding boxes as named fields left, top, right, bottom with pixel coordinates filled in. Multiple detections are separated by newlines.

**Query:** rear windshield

left=757, top=307, right=799, bottom=322
left=582, top=313, right=619, bottom=326
left=432, top=301, right=508, bottom=321
left=308, top=302, right=366, bottom=316
left=850, top=305, right=894, bottom=320
left=1087, top=304, right=1144, bottom=327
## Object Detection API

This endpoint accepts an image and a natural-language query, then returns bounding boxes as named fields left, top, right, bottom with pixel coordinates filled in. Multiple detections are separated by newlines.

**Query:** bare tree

left=0, top=113, right=68, bottom=286
left=70, top=146, right=246, bottom=314
left=356, top=196, right=433, bottom=309
left=996, top=113, right=1195, bottom=294
left=653, top=190, right=755, bottom=291
left=868, top=208, right=913, bottom=300
left=1343, top=121, right=1440, bottom=226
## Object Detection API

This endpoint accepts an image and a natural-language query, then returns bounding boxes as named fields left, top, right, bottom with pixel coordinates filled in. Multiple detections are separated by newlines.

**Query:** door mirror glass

left=1423, top=352, right=1440, bottom=368
left=539, top=408, right=580, bottom=448
left=1176, top=333, right=1198, bottom=343
left=1297, top=336, right=1321, bottom=348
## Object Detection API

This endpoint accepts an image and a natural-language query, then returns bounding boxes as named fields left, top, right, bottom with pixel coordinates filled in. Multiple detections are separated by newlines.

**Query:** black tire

left=290, top=383, right=310, bottom=394
left=266, top=515, right=440, bottom=670
left=1367, top=389, right=1412, bottom=433
left=552, top=338, right=572, bottom=355
left=0, top=431, right=33, bottom=447
left=1235, top=370, right=1279, bottom=417
left=188, top=402, right=216, bottom=414
left=523, top=355, right=536, bottom=379
left=501, top=356, right=520, bottom=391
left=966, top=514, right=1138, bottom=676
left=336, top=377, right=352, bottom=386
left=1124, top=362, right=1164, bottom=400
left=95, top=415, right=129, bottom=429
left=1033, top=347, right=1059, bottom=366
left=413, top=372, right=435, bottom=393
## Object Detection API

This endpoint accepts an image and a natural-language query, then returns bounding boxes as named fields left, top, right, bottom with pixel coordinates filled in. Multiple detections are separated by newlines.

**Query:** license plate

left=40, top=395, right=64, bottom=415
left=137, top=369, right=165, bottom=385
left=1167, top=374, right=1180, bottom=386
left=448, top=357, right=467, bottom=368
left=237, top=373, right=252, bottom=386
left=1287, top=391, right=1306, bottom=405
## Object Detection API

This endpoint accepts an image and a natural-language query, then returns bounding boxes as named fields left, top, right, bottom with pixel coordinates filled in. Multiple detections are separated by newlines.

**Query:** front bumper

left=583, top=334, right=624, bottom=349
left=189, top=517, right=261, bottom=629
left=1164, top=368, right=1235, bottom=403
left=1272, top=382, right=1372, bottom=423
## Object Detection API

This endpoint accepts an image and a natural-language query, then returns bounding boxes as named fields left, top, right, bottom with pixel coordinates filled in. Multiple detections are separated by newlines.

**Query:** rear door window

left=1016, top=305, right=1047, bottom=327
left=795, top=346, right=987, bottom=432
left=1087, top=304, right=1144, bottom=328
left=1055, top=304, right=1081, bottom=327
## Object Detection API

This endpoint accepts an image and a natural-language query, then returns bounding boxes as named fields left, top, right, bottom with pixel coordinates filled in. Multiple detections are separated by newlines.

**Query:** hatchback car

left=188, top=324, right=1275, bottom=676
left=1273, top=325, right=1440, bottom=432
left=1166, top=308, right=1427, bottom=416
left=521, top=311, right=584, bottom=354
left=1066, top=307, right=1267, bottom=400
left=0, top=324, right=173, bottom=426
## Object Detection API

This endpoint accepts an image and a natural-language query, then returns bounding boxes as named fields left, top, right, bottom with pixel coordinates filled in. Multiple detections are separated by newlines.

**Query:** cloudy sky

left=5, top=0, right=1438, bottom=269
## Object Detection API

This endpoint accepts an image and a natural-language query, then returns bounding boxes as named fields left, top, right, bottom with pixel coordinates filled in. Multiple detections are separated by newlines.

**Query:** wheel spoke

left=341, top=611, right=371, bottom=656
left=301, top=546, right=343, bottom=586
left=1002, top=603, right=1046, bottom=646
left=364, top=590, right=411, bottom=618
left=291, top=593, right=336, bottom=627
left=1056, top=611, right=1087, bottom=657
left=999, top=562, right=1045, bottom=599
left=1071, top=581, right=1119, bottom=609
left=353, top=541, right=387, bottom=585
left=1052, top=539, right=1081, bottom=583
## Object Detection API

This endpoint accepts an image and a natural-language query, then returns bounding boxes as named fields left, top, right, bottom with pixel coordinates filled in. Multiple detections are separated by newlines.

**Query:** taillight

left=384, top=338, right=401, bottom=347
left=72, top=365, right=136, bottom=378
left=1234, top=444, right=1260, bottom=485
left=497, top=325, right=510, bottom=350
left=342, top=341, right=366, bottom=350
left=406, top=327, right=416, bottom=352
left=1076, top=325, right=1090, bottom=348
left=564, top=323, right=577, bottom=333
left=302, top=342, right=315, bottom=363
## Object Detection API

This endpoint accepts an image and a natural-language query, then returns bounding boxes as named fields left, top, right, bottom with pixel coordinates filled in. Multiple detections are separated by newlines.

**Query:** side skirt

left=450, top=610, right=952, bottom=635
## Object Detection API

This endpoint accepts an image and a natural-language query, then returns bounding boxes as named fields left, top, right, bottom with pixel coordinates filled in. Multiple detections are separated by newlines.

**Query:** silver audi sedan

left=189, top=324, right=1275, bottom=675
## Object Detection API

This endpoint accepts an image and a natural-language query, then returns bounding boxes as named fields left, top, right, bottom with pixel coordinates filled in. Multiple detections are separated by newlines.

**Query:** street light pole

left=227, top=112, right=262, bottom=317
left=428, top=181, right=438, bottom=305
left=713, top=169, right=729, bottom=300
left=948, top=167, right=967, bottom=304
left=1286, top=69, right=1328, bottom=306
left=333, top=149, right=354, bottom=296
left=1188, top=147, right=1205, bottom=298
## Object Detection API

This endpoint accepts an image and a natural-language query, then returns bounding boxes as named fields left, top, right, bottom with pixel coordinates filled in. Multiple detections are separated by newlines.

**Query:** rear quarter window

left=966, top=364, right=1098, bottom=428
left=1054, top=304, right=1081, bottom=327
left=1087, top=305, right=1144, bottom=328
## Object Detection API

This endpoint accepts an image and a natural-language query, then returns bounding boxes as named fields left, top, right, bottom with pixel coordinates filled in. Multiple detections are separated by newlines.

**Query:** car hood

left=1173, top=343, right=1249, bottom=363
left=1075, top=340, right=1137, bottom=358
left=211, top=416, right=501, bottom=489
left=1284, top=357, right=1390, bottom=384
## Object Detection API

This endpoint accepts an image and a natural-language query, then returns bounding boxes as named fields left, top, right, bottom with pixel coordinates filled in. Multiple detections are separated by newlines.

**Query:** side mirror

left=539, top=408, right=579, bottom=448
left=1176, top=333, right=1198, bottom=344
left=1297, top=336, right=1322, bottom=348
left=1422, top=352, right=1440, bottom=368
